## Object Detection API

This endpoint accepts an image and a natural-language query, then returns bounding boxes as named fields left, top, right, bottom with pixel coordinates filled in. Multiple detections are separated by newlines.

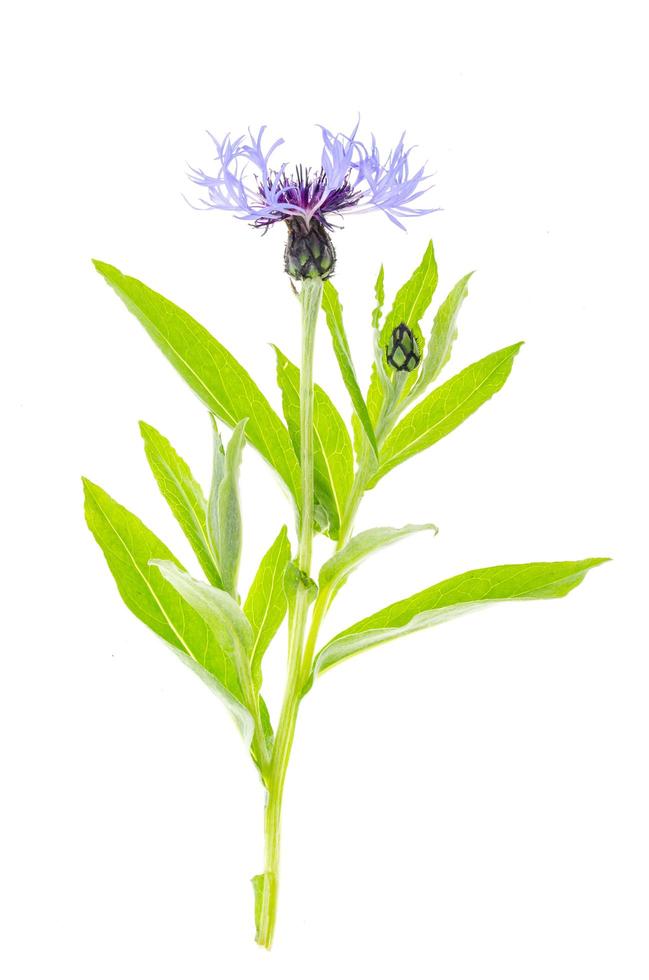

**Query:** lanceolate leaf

left=244, top=526, right=292, bottom=692
left=258, top=697, right=274, bottom=757
left=139, top=421, right=222, bottom=588
left=274, top=346, right=354, bottom=539
left=82, top=478, right=252, bottom=739
left=319, top=524, right=438, bottom=594
left=382, top=240, right=439, bottom=343
left=368, top=342, right=523, bottom=487
left=149, top=560, right=271, bottom=770
left=208, top=419, right=247, bottom=597
left=321, top=282, right=378, bottom=458
left=367, top=242, right=438, bottom=423
left=149, top=560, right=252, bottom=663
left=312, top=558, right=609, bottom=679
left=371, top=265, right=385, bottom=332
left=412, top=272, right=473, bottom=397
left=366, top=362, right=384, bottom=430
left=93, top=261, right=301, bottom=512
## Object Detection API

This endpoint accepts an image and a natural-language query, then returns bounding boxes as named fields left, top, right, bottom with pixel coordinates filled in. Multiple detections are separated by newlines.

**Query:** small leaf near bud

left=284, top=560, right=318, bottom=606
left=386, top=323, right=421, bottom=373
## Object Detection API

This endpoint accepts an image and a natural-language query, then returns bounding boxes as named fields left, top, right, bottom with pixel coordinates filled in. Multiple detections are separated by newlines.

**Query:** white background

left=1, top=1, right=647, bottom=977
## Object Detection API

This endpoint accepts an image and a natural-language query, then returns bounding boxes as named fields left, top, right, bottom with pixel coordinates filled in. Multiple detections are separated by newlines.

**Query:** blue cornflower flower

left=188, top=122, right=436, bottom=280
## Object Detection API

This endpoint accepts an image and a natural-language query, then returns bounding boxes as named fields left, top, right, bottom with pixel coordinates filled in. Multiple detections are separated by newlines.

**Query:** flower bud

left=386, top=323, right=421, bottom=372
left=284, top=219, right=336, bottom=281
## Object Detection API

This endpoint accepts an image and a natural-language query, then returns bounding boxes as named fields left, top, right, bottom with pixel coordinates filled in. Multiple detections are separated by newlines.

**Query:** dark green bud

left=386, top=323, right=421, bottom=372
left=284, top=219, right=336, bottom=281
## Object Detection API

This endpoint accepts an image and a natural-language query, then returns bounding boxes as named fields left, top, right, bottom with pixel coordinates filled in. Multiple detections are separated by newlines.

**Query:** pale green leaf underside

left=319, top=523, right=438, bottom=593
left=414, top=272, right=473, bottom=396
left=149, top=559, right=253, bottom=659
left=212, top=419, right=247, bottom=596
left=322, top=281, right=378, bottom=457
left=252, top=872, right=274, bottom=942
left=93, top=261, right=301, bottom=512
left=369, top=342, right=523, bottom=487
left=207, top=415, right=226, bottom=568
left=313, top=558, right=609, bottom=678
left=139, top=421, right=221, bottom=588
left=244, top=526, right=292, bottom=692
left=274, top=346, right=353, bottom=539
left=82, top=478, right=252, bottom=738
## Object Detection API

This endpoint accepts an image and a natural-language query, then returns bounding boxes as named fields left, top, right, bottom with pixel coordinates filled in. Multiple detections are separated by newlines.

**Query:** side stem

left=256, top=277, right=322, bottom=949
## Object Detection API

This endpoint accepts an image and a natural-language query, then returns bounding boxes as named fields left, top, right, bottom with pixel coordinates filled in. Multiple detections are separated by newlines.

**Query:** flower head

left=188, top=121, right=437, bottom=278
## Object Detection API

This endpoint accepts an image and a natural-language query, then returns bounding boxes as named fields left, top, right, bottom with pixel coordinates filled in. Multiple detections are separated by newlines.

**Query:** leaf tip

left=81, top=475, right=96, bottom=495
left=92, top=258, right=117, bottom=279
left=512, top=340, right=525, bottom=355
left=271, top=343, right=288, bottom=367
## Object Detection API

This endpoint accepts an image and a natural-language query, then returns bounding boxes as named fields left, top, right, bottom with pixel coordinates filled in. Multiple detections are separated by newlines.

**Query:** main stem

left=256, top=278, right=322, bottom=949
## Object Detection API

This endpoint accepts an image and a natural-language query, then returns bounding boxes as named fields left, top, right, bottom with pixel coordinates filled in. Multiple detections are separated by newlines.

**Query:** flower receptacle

left=284, top=219, right=336, bottom=281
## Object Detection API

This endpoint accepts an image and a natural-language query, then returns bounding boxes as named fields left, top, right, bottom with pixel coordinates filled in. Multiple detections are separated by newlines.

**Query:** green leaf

left=381, top=240, right=439, bottom=344
left=150, top=559, right=253, bottom=661
left=208, top=418, right=246, bottom=597
left=312, top=558, right=609, bottom=678
left=371, top=264, right=385, bottom=332
left=274, top=345, right=354, bottom=539
left=258, top=695, right=274, bottom=757
left=413, top=272, right=474, bottom=396
left=252, top=872, right=276, bottom=943
left=367, top=242, right=438, bottom=424
left=208, top=414, right=226, bottom=506
left=321, top=281, right=378, bottom=458
left=319, top=524, right=438, bottom=595
left=252, top=874, right=264, bottom=940
left=93, top=261, right=301, bottom=512
left=139, top=421, right=222, bottom=588
left=149, top=559, right=272, bottom=771
left=360, top=265, right=390, bottom=453
left=369, top=343, right=523, bottom=487
left=82, top=478, right=252, bottom=739
left=244, top=526, right=292, bottom=692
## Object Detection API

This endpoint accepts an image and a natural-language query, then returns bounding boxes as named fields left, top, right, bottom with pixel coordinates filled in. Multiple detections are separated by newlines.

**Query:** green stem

left=237, top=649, right=271, bottom=783
left=300, top=398, right=399, bottom=680
left=256, top=291, right=407, bottom=946
left=296, top=279, right=321, bottom=578
left=256, top=277, right=322, bottom=949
